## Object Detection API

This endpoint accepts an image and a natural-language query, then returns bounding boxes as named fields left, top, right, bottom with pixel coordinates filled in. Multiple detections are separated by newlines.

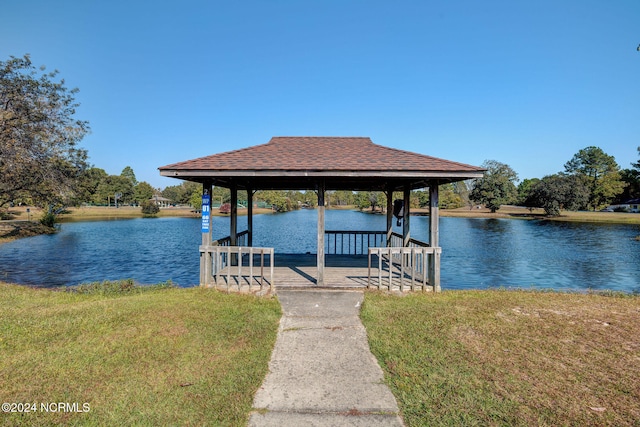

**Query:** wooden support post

left=317, top=181, right=325, bottom=286
left=429, top=183, right=441, bottom=291
left=230, top=184, right=238, bottom=265
left=386, top=188, right=393, bottom=247
left=230, top=184, right=238, bottom=245
left=200, top=182, right=213, bottom=287
left=403, top=186, right=411, bottom=247
left=247, top=188, right=253, bottom=247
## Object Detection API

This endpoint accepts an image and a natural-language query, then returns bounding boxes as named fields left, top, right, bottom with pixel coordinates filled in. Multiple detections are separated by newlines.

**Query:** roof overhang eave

left=159, top=169, right=484, bottom=180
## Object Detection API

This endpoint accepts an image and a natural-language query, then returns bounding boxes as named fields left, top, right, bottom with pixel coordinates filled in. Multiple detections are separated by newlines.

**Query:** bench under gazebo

left=158, top=136, right=484, bottom=292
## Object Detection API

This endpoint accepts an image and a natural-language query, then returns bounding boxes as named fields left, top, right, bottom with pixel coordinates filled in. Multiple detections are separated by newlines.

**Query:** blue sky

left=2, top=0, right=639, bottom=189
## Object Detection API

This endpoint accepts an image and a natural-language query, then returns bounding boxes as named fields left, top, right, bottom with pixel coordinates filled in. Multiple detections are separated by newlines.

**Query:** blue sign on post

left=201, top=194, right=211, bottom=233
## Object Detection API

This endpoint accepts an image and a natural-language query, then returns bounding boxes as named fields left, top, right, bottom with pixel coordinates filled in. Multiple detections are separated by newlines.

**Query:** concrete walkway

left=249, top=290, right=404, bottom=427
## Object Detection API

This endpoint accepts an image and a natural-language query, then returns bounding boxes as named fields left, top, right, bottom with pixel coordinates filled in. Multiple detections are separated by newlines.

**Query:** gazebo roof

left=158, top=136, right=484, bottom=191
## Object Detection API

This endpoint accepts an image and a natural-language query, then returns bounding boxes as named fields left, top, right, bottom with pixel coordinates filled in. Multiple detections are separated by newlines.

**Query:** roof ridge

left=269, top=136, right=372, bottom=143
left=270, top=136, right=370, bottom=138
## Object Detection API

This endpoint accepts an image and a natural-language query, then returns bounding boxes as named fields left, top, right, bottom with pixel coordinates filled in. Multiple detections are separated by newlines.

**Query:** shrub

left=40, top=212, right=56, bottom=227
left=141, top=200, right=160, bottom=216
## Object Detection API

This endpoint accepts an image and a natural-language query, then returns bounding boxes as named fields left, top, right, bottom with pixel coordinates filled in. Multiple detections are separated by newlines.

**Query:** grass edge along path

left=0, top=282, right=281, bottom=426
left=360, top=290, right=640, bottom=427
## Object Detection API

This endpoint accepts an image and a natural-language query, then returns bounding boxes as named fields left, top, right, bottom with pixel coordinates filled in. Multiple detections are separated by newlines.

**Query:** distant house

left=150, top=195, right=172, bottom=208
left=219, top=203, right=231, bottom=214
left=608, top=198, right=640, bottom=213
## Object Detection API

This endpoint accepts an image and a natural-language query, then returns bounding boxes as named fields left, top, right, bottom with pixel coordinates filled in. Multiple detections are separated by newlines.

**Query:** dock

left=210, top=253, right=436, bottom=292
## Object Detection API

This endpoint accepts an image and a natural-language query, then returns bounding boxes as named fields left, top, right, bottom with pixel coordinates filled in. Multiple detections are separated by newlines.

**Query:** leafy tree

left=409, top=191, right=420, bottom=209
left=330, top=190, right=355, bottom=206
left=120, top=166, right=138, bottom=187
left=619, top=169, right=640, bottom=202
left=416, top=190, right=429, bottom=208
left=162, top=181, right=202, bottom=205
left=162, top=184, right=183, bottom=205
left=283, top=190, right=303, bottom=209
left=354, top=192, right=371, bottom=211
left=416, top=184, right=466, bottom=210
left=354, top=191, right=385, bottom=212
left=134, top=181, right=155, bottom=205
left=453, top=180, right=472, bottom=207
left=618, top=146, right=640, bottom=202
left=438, top=184, right=464, bottom=209
left=469, top=160, right=518, bottom=212
left=526, top=174, right=589, bottom=216
left=0, top=54, right=89, bottom=208
left=564, top=146, right=625, bottom=210
left=517, top=178, right=540, bottom=206
left=633, top=146, right=640, bottom=171
left=302, top=190, right=317, bottom=207
left=183, top=182, right=202, bottom=207
left=324, top=190, right=334, bottom=207
left=189, top=190, right=203, bottom=209
left=92, top=175, right=134, bottom=206
left=72, top=167, right=107, bottom=206
left=257, top=190, right=289, bottom=212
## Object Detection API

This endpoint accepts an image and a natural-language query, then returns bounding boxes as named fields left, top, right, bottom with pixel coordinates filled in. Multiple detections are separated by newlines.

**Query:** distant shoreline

left=0, top=206, right=273, bottom=244
left=361, top=205, right=640, bottom=225
left=2, top=204, right=639, bottom=245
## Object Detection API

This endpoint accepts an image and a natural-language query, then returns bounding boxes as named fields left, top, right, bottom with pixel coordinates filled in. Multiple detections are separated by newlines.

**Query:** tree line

left=472, top=146, right=640, bottom=215
left=2, top=54, right=639, bottom=220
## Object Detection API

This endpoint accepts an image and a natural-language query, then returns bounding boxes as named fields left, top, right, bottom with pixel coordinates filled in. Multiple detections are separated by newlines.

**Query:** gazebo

left=158, top=136, right=484, bottom=292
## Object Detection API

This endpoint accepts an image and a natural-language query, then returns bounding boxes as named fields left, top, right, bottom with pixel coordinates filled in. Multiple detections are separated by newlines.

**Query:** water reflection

left=427, top=217, right=640, bottom=292
left=0, top=218, right=203, bottom=287
left=0, top=211, right=638, bottom=292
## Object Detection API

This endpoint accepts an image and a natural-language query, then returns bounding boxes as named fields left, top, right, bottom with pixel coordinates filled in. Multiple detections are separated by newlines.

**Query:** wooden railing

left=204, top=229, right=436, bottom=292
left=388, top=232, right=431, bottom=278
left=389, top=232, right=430, bottom=248
left=325, top=230, right=430, bottom=255
left=200, top=245, right=274, bottom=292
left=368, top=246, right=441, bottom=292
left=214, top=230, right=249, bottom=247
left=325, top=230, right=387, bottom=255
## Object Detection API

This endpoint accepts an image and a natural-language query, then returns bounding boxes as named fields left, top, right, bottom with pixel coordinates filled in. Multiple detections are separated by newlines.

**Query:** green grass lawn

left=361, top=290, right=640, bottom=427
left=0, top=282, right=281, bottom=426
left=4, top=283, right=639, bottom=426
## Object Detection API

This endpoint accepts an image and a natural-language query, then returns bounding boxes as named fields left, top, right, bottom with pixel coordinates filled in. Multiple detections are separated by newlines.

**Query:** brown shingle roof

left=159, top=136, right=482, bottom=173
left=159, top=136, right=484, bottom=190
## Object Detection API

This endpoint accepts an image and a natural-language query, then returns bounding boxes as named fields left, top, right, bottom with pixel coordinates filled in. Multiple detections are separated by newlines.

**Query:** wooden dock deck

left=211, top=253, right=434, bottom=292
left=273, top=254, right=370, bottom=289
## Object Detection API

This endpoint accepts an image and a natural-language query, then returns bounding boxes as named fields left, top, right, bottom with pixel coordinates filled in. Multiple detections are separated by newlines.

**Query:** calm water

left=1, top=210, right=639, bottom=292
